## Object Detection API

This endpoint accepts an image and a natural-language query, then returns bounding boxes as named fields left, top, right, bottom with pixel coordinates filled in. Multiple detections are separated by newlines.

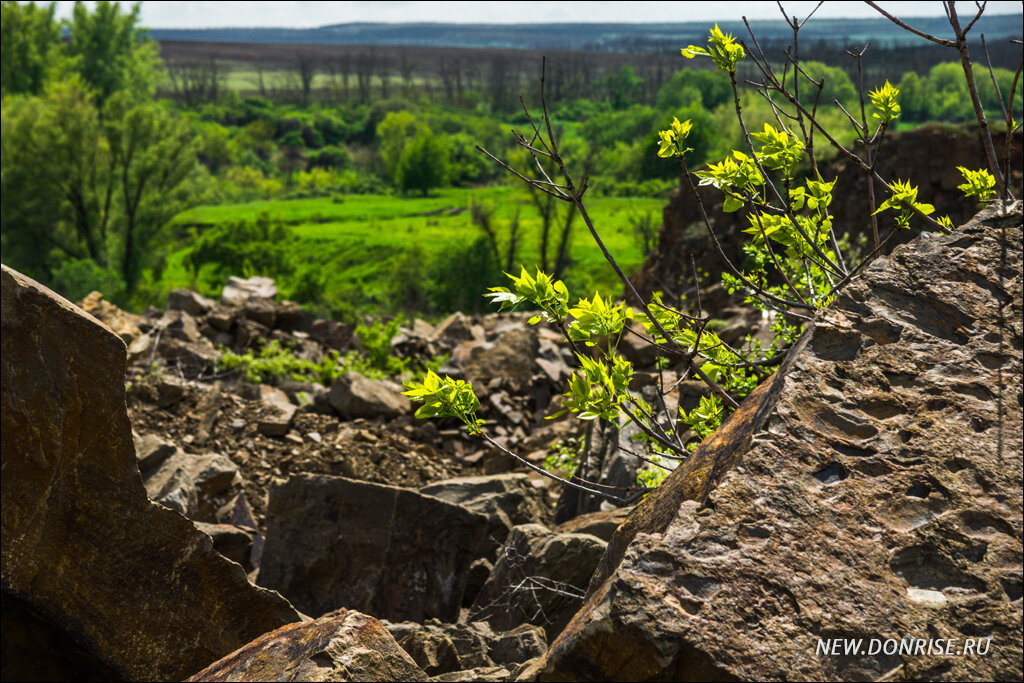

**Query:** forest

left=1, top=0, right=1021, bottom=321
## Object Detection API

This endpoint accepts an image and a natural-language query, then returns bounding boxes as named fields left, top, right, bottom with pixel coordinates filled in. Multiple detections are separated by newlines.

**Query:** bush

left=396, top=134, right=450, bottom=195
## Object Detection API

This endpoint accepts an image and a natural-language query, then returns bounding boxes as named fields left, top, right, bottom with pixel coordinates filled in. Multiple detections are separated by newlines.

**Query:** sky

left=48, top=1, right=1024, bottom=29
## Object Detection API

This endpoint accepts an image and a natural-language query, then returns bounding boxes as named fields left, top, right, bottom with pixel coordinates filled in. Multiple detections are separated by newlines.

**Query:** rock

left=460, top=327, right=538, bottom=389
left=419, top=473, right=552, bottom=548
left=432, top=666, right=510, bottom=682
left=328, top=371, right=408, bottom=420
left=399, top=631, right=462, bottom=676
left=78, top=290, right=144, bottom=344
left=1, top=592, right=122, bottom=682
left=386, top=620, right=541, bottom=673
left=140, top=447, right=244, bottom=523
left=167, top=289, right=215, bottom=317
left=1, top=265, right=300, bottom=681
left=537, top=205, right=1024, bottom=680
left=221, top=275, right=277, bottom=307
left=258, top=474, right=490, bottom=622
left=232, top=318, right=270, bottom=350
left=257, top=401, right=297, bottom=437
left=143, top=447, right=199, bottom=517
left=553, top=417, right=644, bottom=524
left=470, top=524, right=606, bottom=639
left=431, top=312, right=475, bottom=344
left=195, top=522, right=256, bottom=572
left=488, top=625, right=547, bottom=667
left=273, top=301, right=305, bottom=331
left=207, top=305, right=238, bottom=332
left=309, top=318, right=353, bottom=351
left=159, top=309, right=202, bottom=342
left=554, top=507, right=632, bottom=542
left=134, top=432, right=179, bottom=472
left=243, top=297, right=277, bottom=327
left=187, top=608, right=428, bottom=682
left=155, top=335, right=219, bottom=379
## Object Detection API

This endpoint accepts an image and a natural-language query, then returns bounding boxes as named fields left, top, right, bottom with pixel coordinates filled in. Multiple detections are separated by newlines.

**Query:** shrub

left=406, top=9, right=1016, bottom=502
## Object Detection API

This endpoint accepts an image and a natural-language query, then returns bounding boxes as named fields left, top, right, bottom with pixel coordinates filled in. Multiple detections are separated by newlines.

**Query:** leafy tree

left=600, top=65, right=644, bottom=110
left=65, top=0, right=160, bottom=103
left=396, top=134, right=449, bottom=195
left=0, top=1, right=60, bottom=96
left=1, top=80, right=200, bottom=296
left=376, top=110, right=430, bottom=183
left=656, top=68, right=732, bottom=111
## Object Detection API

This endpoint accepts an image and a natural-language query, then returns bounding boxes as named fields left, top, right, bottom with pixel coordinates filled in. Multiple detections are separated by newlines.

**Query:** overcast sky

left=48, top=1, right=1024, bottom=29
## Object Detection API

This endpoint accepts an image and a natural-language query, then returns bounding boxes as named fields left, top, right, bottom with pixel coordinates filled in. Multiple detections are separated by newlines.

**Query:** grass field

left=161, top=185, right=668, bottom=317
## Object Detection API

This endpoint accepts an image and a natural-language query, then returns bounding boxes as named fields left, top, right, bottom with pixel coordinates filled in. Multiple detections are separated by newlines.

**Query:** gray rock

left=133, top=432, right=178, bottom=472
left=221, top=275, right=277, bottom=307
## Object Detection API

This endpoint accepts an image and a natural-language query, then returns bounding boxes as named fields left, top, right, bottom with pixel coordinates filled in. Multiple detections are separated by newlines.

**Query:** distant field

left=162, top=185, right=668, bottom=314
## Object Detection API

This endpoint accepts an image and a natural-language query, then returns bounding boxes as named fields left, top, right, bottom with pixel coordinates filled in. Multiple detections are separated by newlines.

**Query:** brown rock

left=1, top=265, right=300, bottom=681
left=460, top=327, right=539, bottom=389
left=243, top=297, right=277, bottom=327
left=538, top=205, right=1024, bottom=680
left=328, top=371, right=408, bottom=420
left=398, top=631, right=462, bottom=676
left=168, top=289, right=216, bottom=317
left=309, top=318, right=353, bottom=351
left=258, top=474, right=490, bottom=622
left=470, top=524, right=606, bottom=640
left=187, top=608, right=428, bottom=682
left=77, top=290, right=144, bottom=344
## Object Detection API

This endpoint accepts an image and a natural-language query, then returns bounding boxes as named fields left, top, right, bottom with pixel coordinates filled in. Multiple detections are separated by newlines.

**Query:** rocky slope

left=2, top=198, right=1021, bottom=681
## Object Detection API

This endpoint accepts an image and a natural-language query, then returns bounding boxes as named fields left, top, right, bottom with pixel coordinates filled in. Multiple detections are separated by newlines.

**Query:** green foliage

left=218, top=340, right=346, bottom=385
left=65, top=0, right=161, bottom=103
left=397, top=134, right=450, bottom=195
left=679, top=394, right=725, bottom=450
left=600, top=65, right=644, bottom=110
left=185, top=213, right=295, bottom=286
left=956, top=166, right=997, bottom=203
left=50, top=257, right=125, bottom=303
left=869, top=80, right=902, bottom=124
left=873, top=178, right=936, bottom=230
left=682, top=24, right=746, bottom=74
left=355, top=315, right=408, bottom=376
left=656, top=68, right=732, bottom=112
left=0, top=0, right=60, bottom=96
left=376, top=110, right=430, bottom=182
left=487, top=266, right=570, bottom=324
left=1, top=78, right=201, bottom=299
left=403, top=370, right=484, bottom=435
left=545, top=437, right=583, bottom=478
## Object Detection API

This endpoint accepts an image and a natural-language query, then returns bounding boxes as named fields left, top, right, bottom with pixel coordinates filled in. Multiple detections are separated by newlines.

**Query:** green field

left=162, top=185, right=667, bottom=317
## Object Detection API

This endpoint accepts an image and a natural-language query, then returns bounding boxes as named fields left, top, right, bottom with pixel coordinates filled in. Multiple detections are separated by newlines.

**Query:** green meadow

left=161, top=186, right=667, bottom=316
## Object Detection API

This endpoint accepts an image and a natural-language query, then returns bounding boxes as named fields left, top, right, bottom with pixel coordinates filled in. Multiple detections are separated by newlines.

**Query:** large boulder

left=258, top=473, right=491, bottom=622
left=536, top=205, right=1024, bottom=680
left=1, top=265, right=300, bottom=681
left=187, top=608, right=428, bottom=682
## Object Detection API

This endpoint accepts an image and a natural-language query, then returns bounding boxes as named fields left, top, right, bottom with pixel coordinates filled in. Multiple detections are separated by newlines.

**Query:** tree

left=1, top=80, right=200, bottom=297
left=65, top=0, right=160, bottom=103
left=376, top=110, right=431, bottom=183
left=600, top=65, right=644, bottom=110
left=0, top=1, right=60, bottom=96
left=396, top=134, right=449, bottom=196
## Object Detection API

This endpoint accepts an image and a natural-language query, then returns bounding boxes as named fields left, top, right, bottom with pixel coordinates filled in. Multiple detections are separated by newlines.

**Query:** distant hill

left=147, top=15, right=1022, bottom=52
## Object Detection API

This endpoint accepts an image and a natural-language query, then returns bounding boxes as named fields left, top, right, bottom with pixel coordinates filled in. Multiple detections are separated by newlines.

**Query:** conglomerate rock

left=535, top=204, right=1023, bottom=681
left=0, top=265, right=300, bottom=681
